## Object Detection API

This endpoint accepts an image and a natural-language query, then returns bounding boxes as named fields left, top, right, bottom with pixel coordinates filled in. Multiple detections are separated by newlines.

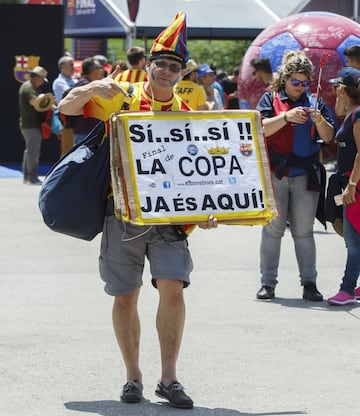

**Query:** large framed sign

left=110, top=110, right=277, bottom=226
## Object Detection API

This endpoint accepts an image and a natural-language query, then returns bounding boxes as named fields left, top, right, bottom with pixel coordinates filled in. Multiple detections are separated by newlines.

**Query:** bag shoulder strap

left=120, top=83, right=134, bottom=111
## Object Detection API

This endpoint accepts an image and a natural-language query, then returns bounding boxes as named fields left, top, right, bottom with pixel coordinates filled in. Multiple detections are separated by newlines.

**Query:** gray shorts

left=99, top=216, right=194, bottom=296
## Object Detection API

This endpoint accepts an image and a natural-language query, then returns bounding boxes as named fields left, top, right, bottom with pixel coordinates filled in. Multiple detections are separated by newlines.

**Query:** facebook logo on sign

left=163, top=181, right=171, bottom=189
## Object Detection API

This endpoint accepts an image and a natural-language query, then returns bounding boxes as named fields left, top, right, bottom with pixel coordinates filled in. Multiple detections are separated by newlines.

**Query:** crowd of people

left=17, top=11, right=360, bottom=409
left=18, top=42, right=242, bottom=187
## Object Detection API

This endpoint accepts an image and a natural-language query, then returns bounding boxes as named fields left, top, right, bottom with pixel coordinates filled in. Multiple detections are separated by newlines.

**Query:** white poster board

left=110, top=110, right=276, bottom=225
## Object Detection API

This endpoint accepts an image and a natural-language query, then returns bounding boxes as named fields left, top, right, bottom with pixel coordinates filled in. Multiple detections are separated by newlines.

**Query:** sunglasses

left=153, top=60, right=182, bottom=73
left=290, top=78, right=310, bottom=87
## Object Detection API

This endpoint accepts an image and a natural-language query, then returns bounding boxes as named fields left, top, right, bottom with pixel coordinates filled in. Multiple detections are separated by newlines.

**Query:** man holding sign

left=59, top=12, right=216, bottom=408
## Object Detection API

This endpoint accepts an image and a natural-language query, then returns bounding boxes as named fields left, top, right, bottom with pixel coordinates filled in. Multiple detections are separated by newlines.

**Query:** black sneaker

left=155, top=381, right=193, bottom=409
left=302, top=283, right=323, bottom=302
left=120, top=380, right=143, bottom=403
left=29, top=177, right=42, bottom=185
left=256, top=285, right=275, bottom=300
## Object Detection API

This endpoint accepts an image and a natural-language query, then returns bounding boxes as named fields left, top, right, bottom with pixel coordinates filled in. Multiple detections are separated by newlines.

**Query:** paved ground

left=0, top=175, right=359, bottom=416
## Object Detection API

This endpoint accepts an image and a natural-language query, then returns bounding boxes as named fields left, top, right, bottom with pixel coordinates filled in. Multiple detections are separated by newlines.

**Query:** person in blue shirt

left=255, top=50, right=334, bottom=301
left=198, top=64, right=224, bottom=110
left=52, top=56, right=78, bottom=156
left=327, top=67, right=360, bottom=305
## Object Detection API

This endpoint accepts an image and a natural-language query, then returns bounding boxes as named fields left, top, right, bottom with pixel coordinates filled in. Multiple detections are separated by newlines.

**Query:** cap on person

left=343, top=45, right=360, bottom=59
left=149, top=11, right=189, bottom=68
left=30, top=66, right=48, bottom=82
left=82, top=57, right=102, bottom=76
left=198, top=63, right=215, bottom=79
left=329, top=66, right=360, bottom=87
left=184, top=59, right=200, bottom=76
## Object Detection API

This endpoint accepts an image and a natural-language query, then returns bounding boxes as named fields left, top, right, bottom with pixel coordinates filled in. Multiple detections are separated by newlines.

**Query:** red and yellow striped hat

left=149, top=11, right=188, bottom=68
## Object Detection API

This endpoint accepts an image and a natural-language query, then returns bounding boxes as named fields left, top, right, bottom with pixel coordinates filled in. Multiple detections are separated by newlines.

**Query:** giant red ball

left=239, top=12, right=360, bottom=110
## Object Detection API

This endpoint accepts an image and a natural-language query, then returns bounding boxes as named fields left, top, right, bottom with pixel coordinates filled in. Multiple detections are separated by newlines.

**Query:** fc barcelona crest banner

left=14, top=55, right=40, bottom=83
left=110, top=110, right=277, bottom=226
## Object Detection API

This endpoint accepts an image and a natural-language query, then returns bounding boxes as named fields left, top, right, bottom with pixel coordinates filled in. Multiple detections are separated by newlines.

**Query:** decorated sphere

left=239, top=12, right=360, bottom=110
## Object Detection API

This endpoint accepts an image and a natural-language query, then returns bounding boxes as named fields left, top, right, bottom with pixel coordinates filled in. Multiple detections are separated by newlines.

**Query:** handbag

left=38, top=121, right=110, bottom=240
left=51, top=107, right=63, bottom=135
left=345, top=183, right=360, bottom=234
left=41, top=108, right=54, bottom=140
left=41, top=107, right=62, bottom=139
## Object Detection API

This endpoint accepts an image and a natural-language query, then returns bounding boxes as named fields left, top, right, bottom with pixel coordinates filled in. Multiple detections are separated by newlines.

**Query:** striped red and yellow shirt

left=83, top=81, right=190, bottom=121
left=84, top=81, right=196, bottom=234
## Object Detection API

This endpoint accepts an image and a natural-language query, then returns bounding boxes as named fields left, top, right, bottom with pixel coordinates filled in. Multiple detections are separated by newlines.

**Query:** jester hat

left=149, top=11, right=189, bottom=68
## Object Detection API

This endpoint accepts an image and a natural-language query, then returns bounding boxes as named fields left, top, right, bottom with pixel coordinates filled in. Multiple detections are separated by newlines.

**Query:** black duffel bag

left=38, top=121, right=110, bottom=241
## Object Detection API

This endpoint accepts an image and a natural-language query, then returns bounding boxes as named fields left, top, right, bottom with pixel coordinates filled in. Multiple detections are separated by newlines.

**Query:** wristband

left=315, top=117, right=324, bottom=126
left=348, top=179, right=357, bottom=186
left=283, top=112, right=288, bottom=123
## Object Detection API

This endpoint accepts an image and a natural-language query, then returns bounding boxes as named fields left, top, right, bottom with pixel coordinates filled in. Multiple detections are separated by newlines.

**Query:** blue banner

left=64, top=0, right=127, bottom=37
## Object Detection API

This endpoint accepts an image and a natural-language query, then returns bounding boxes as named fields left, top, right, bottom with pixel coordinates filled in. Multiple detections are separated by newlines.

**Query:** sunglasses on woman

left=290, top=78, right=310, bottom=87
left=153, top=60, right=182, bottom=73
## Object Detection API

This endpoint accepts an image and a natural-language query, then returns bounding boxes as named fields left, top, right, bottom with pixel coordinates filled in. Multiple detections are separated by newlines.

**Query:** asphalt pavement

left=0, top=174, right=359, bottom=416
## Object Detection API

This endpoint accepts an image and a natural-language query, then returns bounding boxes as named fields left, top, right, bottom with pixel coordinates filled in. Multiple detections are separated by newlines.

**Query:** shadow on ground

left=65, top=399, right=307, bottom=416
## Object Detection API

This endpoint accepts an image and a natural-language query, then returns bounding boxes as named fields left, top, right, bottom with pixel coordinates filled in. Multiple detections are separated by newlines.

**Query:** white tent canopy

left=121, top=0, right=311, bottom=38
left=67, top=0, right=311, bottom=40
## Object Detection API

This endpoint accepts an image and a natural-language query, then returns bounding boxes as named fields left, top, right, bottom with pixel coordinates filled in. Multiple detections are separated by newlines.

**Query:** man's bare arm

left=58, top=66, right=127, bottom=116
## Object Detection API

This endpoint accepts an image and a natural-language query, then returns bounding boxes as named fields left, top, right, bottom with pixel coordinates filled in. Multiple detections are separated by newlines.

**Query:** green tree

left=187, top=39, right=251, bottom=73
left=66, top=38, right=252, bottom=74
